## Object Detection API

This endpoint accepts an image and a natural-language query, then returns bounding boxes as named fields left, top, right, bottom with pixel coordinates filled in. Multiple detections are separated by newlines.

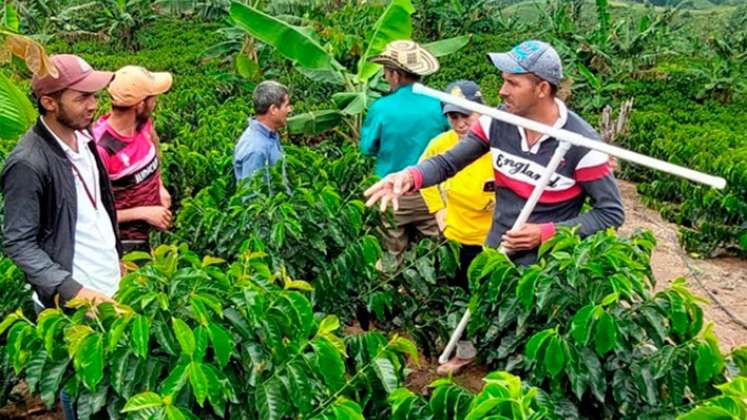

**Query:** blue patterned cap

left=487, top=40, right=563, bottom=86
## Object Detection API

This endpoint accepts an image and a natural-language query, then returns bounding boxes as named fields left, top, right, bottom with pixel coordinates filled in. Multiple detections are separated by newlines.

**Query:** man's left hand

left=502, top=223, right=542, bottom=251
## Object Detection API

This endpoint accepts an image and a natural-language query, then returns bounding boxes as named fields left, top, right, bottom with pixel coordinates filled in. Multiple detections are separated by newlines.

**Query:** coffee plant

left=168, top=143, right=464, bottom=356
left=467, top=227, right=728, bottom=418
left=389, top=370, right=550, bottom=419
left=0, top=245, right=417, bottom=419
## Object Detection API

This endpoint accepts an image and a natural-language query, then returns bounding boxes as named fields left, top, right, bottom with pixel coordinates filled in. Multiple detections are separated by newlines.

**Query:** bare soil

left=616, top=180, right=747, bottom=352
left=0, top=381, right=61, bottom=419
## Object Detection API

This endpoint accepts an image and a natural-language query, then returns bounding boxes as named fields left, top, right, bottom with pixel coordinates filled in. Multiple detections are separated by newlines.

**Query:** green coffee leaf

left=122, top=391, right=163, bottom=412
left=172, top=318, right=196, bottom=357
left=373, top=356, right=398, bottom=393
left=132, top=314, right=150, bottom=358
left=189, top=361, right=208, bottom=406
left=525, top=329, right=554, bottom=362
left=207, top=322, right=233, bottom=368
left=594, top=312, right=617, bottom=356
left=571, top=305, right=595, bottom=346
left=545, top=336, right=566, bottom=378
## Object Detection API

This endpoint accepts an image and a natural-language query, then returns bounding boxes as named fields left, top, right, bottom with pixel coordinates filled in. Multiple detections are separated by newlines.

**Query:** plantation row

left=1, top=0, right=746, bottom=419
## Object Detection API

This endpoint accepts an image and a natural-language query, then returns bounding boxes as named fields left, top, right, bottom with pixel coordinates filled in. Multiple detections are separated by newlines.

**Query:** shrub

left=0, top=245, right=417, bottom=419
left=467, top=228, right=728, bottom=417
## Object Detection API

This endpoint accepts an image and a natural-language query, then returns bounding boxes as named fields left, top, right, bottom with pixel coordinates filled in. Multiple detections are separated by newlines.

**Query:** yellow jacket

left=419, top=130, right=495, bottom=245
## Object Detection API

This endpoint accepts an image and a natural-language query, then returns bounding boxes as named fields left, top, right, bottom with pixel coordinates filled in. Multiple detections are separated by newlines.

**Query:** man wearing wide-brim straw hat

left=360, top=40, right=450, bottom=263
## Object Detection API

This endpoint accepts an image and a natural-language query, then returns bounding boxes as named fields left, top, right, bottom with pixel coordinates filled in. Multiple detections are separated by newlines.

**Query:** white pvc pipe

left=438, top=141, right=572, bottom=364
left=413, top=83, right=726, bottom=189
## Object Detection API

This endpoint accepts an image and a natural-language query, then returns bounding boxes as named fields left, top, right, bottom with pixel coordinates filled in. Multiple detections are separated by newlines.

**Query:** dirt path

left=617, top=180, right=747, bottom=352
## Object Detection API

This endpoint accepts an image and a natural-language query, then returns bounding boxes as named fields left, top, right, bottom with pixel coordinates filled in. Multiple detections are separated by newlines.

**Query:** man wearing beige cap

left=2, top=54, right=120, bottom=417
left=92, top=65, right=173, bottom=253
left=360, top=40, right=449, bottom=262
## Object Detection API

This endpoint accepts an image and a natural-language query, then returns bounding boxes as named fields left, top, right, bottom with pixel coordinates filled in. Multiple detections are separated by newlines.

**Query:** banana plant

left=1, top=5, right=56, bottom=141
left=573, top=62, right=625, bottom=112
left=228, top=0, right=470, bottom=139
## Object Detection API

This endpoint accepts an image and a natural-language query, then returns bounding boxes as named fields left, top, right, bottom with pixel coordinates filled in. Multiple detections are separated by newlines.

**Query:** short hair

left=35, top=90, right=63, bottom=116
left=384, top=66, right=421, bottom=82
left=528, top=73, right=557, bottom=97
left=253, top=80, right=289, bottom=115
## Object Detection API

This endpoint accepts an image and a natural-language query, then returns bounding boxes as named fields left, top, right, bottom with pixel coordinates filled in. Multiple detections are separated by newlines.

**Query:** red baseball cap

left=31, top=54, right=113, bottom=97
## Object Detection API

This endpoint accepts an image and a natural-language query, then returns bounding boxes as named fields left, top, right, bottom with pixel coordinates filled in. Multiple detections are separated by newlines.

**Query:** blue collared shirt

left=233, top=118, right=284, bottom=181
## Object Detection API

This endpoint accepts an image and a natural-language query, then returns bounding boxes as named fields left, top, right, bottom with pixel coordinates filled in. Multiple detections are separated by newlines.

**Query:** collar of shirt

left=40, top=116, right=93, bottom=158
left=249, top=118, right=279, bottom=140
left=97, top=113, right=152, bottom=143
left=517, top=98, right=568, bottom=154
left=392, top=83, right=414, bottom=96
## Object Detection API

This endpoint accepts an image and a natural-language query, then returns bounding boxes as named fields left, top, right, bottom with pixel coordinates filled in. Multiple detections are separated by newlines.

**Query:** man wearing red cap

left=2, top=53, right=120, bottom=419
left=92, top=65, right=174, bottom=253
left=2, top=54, right=122, bottom=307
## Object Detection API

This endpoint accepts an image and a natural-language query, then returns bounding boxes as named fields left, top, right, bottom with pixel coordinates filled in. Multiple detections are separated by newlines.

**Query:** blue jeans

left=60, top=389, right=76, bottom=420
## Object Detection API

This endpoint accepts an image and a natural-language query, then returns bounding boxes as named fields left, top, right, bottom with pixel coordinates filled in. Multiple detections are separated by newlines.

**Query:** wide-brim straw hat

left=369, top=40, right=439, bottom=76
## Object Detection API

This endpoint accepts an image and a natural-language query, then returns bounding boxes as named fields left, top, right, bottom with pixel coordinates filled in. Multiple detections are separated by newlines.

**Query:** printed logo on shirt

left=490, top=148, right=575, bottom=191
left=134, top=155, right=159, bottom=184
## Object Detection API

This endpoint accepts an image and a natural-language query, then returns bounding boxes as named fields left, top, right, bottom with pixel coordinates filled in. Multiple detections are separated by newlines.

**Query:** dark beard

left=136, top=111, right=151, bottom=130
left=57, top=104, right=90, bottom=131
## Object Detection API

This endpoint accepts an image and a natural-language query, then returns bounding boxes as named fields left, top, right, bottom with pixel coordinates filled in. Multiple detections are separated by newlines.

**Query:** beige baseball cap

left=108, top=65, right=173, bottom=107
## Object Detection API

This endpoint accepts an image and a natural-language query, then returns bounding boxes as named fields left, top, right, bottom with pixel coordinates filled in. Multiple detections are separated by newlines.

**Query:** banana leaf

left=0, top=70, right=35, bottom=141
left=287, top=110, right=342, bottom=135
left=229, top=2, right=340, bottom=72
left=356, top=0, right=414, bottom=83
left=2, top=3, right=20, bottom=32
left=423, top=34, right=471, bottom=58
left=332, top=92, right=367, bottom=115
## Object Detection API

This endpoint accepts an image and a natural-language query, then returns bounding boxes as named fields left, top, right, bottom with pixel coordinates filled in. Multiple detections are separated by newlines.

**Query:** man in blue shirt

left=234, top=80, right=292, bottom=185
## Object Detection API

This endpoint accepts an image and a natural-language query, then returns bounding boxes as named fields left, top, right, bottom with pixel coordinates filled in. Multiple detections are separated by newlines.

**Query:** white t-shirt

left=39, top=118, right=121, bottom=300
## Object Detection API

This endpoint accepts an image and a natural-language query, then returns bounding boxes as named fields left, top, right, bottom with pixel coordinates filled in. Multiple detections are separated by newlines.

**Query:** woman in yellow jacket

left=419, top=80, right=494, bottom=375
left=420, top=80, right=495, bottom=290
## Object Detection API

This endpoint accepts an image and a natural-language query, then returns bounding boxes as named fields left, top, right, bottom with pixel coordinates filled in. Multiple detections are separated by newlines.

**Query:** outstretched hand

left=363, top=170, right=415, bottom=212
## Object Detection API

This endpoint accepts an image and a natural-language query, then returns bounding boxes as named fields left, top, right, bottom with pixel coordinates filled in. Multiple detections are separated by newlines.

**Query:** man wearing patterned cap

left=364, top=40, right=625, bottom=374
left=93, top=65, right=174, bottom=253
left=360, top=40, right=450, bottom=262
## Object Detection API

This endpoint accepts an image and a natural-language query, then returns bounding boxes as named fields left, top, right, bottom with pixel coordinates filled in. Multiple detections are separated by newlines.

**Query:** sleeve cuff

left=57, top=275, right=83, bottom=302
left=539, top=223, right=556, bottom=243
left=408, top=167, right=424, bottom=191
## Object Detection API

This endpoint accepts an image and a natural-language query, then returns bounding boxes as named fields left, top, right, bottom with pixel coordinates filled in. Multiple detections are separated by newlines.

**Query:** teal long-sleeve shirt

left=360, top=84, right=449, bottom=178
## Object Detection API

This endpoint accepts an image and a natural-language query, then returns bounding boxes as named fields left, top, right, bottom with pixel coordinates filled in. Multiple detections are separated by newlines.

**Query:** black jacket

left=1, top=118, right=122, bottom=308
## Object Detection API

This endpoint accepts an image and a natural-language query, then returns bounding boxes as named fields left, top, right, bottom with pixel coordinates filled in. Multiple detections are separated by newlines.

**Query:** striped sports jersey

left=93, top=115, right=162, bottom=241
left=412, top=99, right=624, bottom=265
